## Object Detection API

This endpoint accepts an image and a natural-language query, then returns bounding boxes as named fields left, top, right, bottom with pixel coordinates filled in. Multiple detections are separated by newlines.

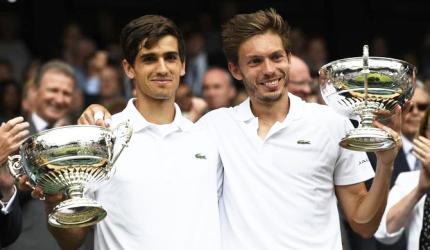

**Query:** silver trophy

left=8, top=123, right=132, bottom=228
left=319, top=45, right=416, bottom=151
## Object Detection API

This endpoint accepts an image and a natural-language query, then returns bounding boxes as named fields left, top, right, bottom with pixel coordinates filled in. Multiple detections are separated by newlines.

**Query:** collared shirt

left=375, top=170, right=422, bottom=250
left=91, top=98, right=222, bottom=250
left=0, top=185, right=17, bottom=214
left=31, top=112, right=50, bottom=132
left=197, top=93, right=374, bottom=250
left=402, top=135, right=420, bottom=170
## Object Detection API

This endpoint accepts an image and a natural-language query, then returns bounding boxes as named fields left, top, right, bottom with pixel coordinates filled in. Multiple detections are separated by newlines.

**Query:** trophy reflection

left=319, top=45, right=416, bottom=152
left=8, top=123, right=132, bottom=228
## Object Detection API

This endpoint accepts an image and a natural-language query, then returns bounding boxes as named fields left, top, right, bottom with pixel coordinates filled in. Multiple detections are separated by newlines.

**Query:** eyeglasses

left=411, top=103, right=430, bottom=112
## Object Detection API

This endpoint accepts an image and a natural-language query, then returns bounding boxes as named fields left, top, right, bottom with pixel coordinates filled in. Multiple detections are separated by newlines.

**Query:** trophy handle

left=106, top=120, right=132, bottom=172
left=7, top=155, right=24, bottom=180
left=7, top=155, right=39, bottom=193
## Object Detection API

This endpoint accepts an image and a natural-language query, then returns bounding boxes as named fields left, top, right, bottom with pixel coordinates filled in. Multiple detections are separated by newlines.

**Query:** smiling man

left=45, top=15, right=222, bottom=250
left=30, top=60, right=75, bottom=133
left=197, top=8, right=402, bottom=250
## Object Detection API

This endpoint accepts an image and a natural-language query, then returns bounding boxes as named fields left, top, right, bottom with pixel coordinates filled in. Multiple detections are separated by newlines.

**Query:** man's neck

left=250, top=93, right=290, bottom=139
left=135, top=97, right=176, bottom=125
left=250, top=93, right=290, bottom=123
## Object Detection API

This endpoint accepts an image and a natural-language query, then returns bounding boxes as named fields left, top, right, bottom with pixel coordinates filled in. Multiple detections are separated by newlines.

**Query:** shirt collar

left=233, top=92, right=304, bottom=123
left=401, top=134, right=413, bottom=154
left=122, top=98, right=193, bottom=133
left=31, top=112, right=49, bottom=132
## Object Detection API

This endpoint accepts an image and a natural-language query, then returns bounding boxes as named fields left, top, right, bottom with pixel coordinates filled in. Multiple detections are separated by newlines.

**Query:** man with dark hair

left=43, top=15, right=222, bottom=250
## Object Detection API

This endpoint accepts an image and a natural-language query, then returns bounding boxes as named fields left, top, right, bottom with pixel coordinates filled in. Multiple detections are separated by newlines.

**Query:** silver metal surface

left=8, top=123, right=132, bottom=228
left=319, top=46, right=416, bottom=151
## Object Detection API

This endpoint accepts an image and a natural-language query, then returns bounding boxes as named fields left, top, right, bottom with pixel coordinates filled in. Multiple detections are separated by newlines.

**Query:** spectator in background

left=0, top=59, right=14, bottom=81
left=6, top=60, right=75, bottom=250
left=82, top=50, right=108, bottom=106
left=289, top=28, right=307, bottom=58
left=305, top=36, right=328, bottom=77
left=375, top=106, right=430, bottom=249
left=202, top=67, right=236, bottom=110
left=371, top=36, right=389, bottom=57
left=176, top=82, right=207, bottom=122
left=287, top=55, right=313, bottom=101
left=0, top=12, right=31, bottom=83
left=0, top=79, right=22, bottom=123
left=60, top=22, right=83, bottom=65
left=97, top=64, right=126, bottom=114
left=184, top=31, right=208, bottom=97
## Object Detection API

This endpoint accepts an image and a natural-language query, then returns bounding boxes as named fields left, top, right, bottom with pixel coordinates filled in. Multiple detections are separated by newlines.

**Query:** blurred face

left=288, top=58, right=312, bottom=100
left=100, top=67, right=121, bottom=98
left=228, top=32, right=289, bottom=104
left=202, top=69, right=235, bottom=109
left=123, top=35, right=185, bottom=103
left=402, top=87, right=430, bottom=139
left=35, top=70, right=74, bottom=123
left=3, top=84, right=19, bottom=109
left=175, top=84, right=193, bottom=112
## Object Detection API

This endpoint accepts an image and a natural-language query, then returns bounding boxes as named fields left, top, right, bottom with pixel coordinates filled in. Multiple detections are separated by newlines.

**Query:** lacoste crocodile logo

left=297, top=140, right=311, bottom=145
left=195, top=153, right=207, bottom=160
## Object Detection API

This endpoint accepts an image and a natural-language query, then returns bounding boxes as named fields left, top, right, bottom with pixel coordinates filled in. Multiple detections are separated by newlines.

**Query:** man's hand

left=413, top=136, right=430, bottom=194
left=78, top=104, right=112, bottom=127
left=0, top=117, right=30, bottom=164
left=373, top=105, right=403, bottom=167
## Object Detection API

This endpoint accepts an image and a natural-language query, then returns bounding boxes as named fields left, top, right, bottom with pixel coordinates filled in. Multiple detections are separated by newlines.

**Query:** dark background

left=1, top=0, right=429, bottom=64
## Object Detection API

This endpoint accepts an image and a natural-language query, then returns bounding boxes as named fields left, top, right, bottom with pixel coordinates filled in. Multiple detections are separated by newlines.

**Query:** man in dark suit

left=0, top=190, right=22, bottom=248
left=6, top=60, right=76, bottom=250
left=0, top=116, right=29, bottom=248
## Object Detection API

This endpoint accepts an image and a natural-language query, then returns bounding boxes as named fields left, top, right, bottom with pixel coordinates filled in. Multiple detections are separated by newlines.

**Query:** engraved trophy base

left=340, top=127, right=395, bottom=152
left=48, top=197, right=107, bottom=228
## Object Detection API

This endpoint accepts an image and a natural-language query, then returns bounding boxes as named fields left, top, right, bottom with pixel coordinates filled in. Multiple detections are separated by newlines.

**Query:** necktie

left=415, top=158, right=422, bottom=171
left=45, top=123, right=54, bottom=130
left=411, top=148, right=421, bottom=170
left=419, top=195, right=430, bottom=249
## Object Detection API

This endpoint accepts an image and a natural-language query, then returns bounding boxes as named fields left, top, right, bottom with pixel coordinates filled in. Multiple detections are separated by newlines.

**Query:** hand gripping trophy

left=319, top=45, right=416, bottom=151
left=7, top=122, right=132, bottom=228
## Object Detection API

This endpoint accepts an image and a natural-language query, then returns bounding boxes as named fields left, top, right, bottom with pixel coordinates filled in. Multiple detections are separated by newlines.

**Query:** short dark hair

left=222, top=8, right=291, bottom=65
left=120, top=15, right=185, bottom=65
left=34, top=60, right=75, bottom=88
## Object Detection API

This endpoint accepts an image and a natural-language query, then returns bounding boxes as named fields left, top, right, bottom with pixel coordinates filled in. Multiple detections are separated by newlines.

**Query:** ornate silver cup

left=7, top=123, right=132, bottom=228
left=319, top=45, right=416, bottom=151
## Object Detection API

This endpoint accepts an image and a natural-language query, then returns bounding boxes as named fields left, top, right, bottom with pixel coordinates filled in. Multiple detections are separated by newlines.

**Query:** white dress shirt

left=0, top=185, right=17, bottom=214
left=375, top=170, right=423, bottom=249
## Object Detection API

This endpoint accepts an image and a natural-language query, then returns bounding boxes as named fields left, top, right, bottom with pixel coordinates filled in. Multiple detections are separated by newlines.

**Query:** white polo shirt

left=91, top=99, right=222, bottom=250
left=197, top=93, right=374, bottom=250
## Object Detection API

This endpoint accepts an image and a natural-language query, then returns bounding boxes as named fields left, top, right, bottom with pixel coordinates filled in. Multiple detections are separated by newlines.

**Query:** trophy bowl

left=319, top=46, right=416, bottom=152
left=8, top=123, right=132, bottom=228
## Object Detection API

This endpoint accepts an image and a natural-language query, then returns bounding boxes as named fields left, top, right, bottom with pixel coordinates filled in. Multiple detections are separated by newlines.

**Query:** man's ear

left=228, top=62, right=243, bottom=81
left=180, top=61, right=186, bottom=76
left=122, top=59, right=135, bottom=79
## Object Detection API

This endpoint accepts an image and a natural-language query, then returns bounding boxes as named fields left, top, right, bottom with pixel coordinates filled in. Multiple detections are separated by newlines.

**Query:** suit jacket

left=367, top=149, right=410, bottom=250
left=0, top=195, right=22, bottom=248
